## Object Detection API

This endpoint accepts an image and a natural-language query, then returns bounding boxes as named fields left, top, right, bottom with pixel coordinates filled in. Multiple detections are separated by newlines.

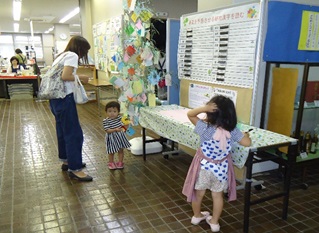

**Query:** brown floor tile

left=0, top=99, right=319, bottom=233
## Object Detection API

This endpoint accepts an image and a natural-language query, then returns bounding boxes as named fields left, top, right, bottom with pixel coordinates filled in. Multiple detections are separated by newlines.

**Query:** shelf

left=294, top=102, right=319, bottom=110
left=281, top=150, right=319, bottom=162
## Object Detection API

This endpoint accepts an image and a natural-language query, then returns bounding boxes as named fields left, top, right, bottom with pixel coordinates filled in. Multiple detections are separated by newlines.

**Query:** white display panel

left=178, top=2, right=260, bottom=88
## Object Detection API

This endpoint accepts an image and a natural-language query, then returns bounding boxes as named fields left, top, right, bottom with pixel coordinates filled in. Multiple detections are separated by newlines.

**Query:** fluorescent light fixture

left=59, top=7, right=80, bottom=23
left=13, top=0, right=22, bottom=21
left=13, top=23, right=19, bottom=32
left=44, top=26, right=54, bottom=34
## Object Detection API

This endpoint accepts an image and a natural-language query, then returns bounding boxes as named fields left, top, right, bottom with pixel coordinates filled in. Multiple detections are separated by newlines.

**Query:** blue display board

left=167, top=19, right=180, bottom=105
left=263, top=1, right=319, bottom=63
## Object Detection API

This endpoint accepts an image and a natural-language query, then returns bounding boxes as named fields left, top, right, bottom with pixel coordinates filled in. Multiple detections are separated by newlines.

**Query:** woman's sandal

left=68, top=172, right=93, bottom=182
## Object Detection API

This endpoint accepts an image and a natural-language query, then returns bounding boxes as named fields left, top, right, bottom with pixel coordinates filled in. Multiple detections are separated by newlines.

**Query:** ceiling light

left=59, top=7, right=80, bottom=23
left=13, top=23, right=19, bottom=32
left=13, top=0, right=22, bottom=21
left=44, top=26, right=54, bottom=34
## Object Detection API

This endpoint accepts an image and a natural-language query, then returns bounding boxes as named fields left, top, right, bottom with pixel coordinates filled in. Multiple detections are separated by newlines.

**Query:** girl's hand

left=116, top=127, right=123, bottom=132
left=205, top=103, right=218, bottom=112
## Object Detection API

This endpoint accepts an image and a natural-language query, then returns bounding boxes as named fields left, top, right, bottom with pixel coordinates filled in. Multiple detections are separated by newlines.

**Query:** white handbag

left=73, top=75, right=88, bottom=104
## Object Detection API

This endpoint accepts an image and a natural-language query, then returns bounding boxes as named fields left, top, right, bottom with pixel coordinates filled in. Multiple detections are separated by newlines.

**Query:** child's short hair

left=105, top=101, right=120, bottom=112
left=206, top=95, right=237, bottom=132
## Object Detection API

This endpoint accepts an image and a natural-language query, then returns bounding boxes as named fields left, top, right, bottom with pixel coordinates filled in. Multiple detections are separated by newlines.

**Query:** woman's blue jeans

left=49, top=93, right=84, bottom=171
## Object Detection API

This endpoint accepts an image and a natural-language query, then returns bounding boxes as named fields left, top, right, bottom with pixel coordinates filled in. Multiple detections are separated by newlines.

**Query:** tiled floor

left=0, top=99, right=318, bottom=233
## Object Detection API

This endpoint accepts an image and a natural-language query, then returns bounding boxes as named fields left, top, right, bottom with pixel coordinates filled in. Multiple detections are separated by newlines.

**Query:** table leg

left=0, top=80, right=9, bottom=99
left=142, top=128, right=146, bottom=161
left=243, top=152, right=254, bottom=233
left=97, top=87, right=101, bottom=116
left=282, top=143, right=298, bottom=219
left=0, top=80, right=8, bottom=98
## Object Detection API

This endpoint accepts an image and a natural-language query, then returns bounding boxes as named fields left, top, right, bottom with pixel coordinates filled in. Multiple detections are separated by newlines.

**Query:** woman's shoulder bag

left=38, top=55, right=67, bottom=100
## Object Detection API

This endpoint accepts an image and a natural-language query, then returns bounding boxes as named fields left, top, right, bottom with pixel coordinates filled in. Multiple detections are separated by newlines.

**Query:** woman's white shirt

left=6, top=64, right=25, bottom=73
left=52, top=51, right=78, bottom=95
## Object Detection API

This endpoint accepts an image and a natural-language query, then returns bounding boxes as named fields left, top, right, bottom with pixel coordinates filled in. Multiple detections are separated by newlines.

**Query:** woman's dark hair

left=61, top=36, right=91, bottom=64
left=206, top=95, right=237, bottom=132
left=105, top=101, right=120, bottom=112
left=10, top=56, right=19, bottom=64
left=15, top=48, right=22, bottom=54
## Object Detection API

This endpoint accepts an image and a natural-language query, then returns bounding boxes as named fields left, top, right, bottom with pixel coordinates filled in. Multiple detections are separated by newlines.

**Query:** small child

left=182, top=95, right=251, bottom=232
left=103, top=101, right=131, bottom=170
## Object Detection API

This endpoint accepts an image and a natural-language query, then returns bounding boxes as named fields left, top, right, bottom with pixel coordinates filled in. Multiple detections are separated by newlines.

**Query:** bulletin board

left=180, top=79, right=253, bottom=124
left=264, top=1, right=319, bottom=63
left=178, top=1, right=261, bottom=124
left=92, top=16, right=123, bottom=72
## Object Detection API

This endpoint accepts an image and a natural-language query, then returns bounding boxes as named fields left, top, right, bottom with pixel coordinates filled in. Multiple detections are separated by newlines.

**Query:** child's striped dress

left=103, top=115, right=131, bottom=154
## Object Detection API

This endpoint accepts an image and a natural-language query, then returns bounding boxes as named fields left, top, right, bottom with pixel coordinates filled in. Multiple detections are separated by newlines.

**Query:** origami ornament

left=124, top=52, right=130, bottom=62
left=132, top=80, right=144, bottom=94
left=147, top=70, right=160, bottom=85
left=129, top=0, right=137, bottom=12
left=121, top=115, right=130, bottom=125
left=140, top=10, right=153, bottom=21
left=136, top=55, right=142, bottom=64
left=165, top=74, right=172, bottom=86
left=127, top=96, right=134, bottom=102
left=148, top=93, right=156, bottom=107
left=125, top=24, right=135, bottom=35
left=111, top=55, right=117, bottom=62
left=158, top=79, right=166, bottom=88
left=128, top=67, right=135, bottom=75
left=126, top=45, right=136, bottom=56
left=136, top=19, right=143, bottom=30
left=118, top=62, right=125, bottom=70
left=126, top=125, right=136, bottom=136
left=127, top=0, right=132, bottom=8
left=132, top=115, right=139, bottom=126
left=131, top=12, right=138, bottom=22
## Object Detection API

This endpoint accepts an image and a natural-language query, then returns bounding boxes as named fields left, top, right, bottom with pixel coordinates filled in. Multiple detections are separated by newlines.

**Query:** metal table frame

left=139, top=105, right=298, bottom=233
left=243, top=142, right=298, bottom=232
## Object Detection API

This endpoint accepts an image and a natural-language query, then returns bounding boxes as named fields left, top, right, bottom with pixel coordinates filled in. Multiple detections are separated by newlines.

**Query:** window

left=0, top=35, right=14, bottom=64
left=14, top=35, right=43, bottom=59
left=0, top=33, right=44, bottom=65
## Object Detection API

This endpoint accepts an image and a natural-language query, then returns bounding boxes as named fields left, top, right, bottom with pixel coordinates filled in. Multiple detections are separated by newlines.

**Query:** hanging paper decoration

left=126, top=45, right=136, bottom=56
left=108, top=0, right=163, bottom=135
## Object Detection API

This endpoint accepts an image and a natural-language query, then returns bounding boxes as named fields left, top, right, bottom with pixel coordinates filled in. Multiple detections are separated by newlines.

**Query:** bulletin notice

left=178, top=3, right=260, bottom=88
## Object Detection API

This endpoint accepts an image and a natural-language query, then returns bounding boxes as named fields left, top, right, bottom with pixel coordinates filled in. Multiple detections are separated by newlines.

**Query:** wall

left=88, top=0, right=197, bottom=80
left=197, top=0, right=232, bottom=11
left=152, top=0, right=197, bottom=19
left=42, top=34, right=54, bottom=66
left=80, top=0, right=94, bottom=59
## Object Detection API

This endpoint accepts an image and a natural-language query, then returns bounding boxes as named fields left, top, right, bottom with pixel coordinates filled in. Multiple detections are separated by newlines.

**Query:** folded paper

left=148, top=93, right=156, bottom=107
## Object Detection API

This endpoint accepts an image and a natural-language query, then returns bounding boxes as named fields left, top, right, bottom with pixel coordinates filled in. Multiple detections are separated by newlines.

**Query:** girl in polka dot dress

left=182, top=95, right=251, bottom=232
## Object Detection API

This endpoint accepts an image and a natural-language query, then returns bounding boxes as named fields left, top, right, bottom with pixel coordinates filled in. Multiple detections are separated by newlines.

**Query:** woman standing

left=15, top=48, right=27, bottom=68
left=49, top=36, right=93, bottom=182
